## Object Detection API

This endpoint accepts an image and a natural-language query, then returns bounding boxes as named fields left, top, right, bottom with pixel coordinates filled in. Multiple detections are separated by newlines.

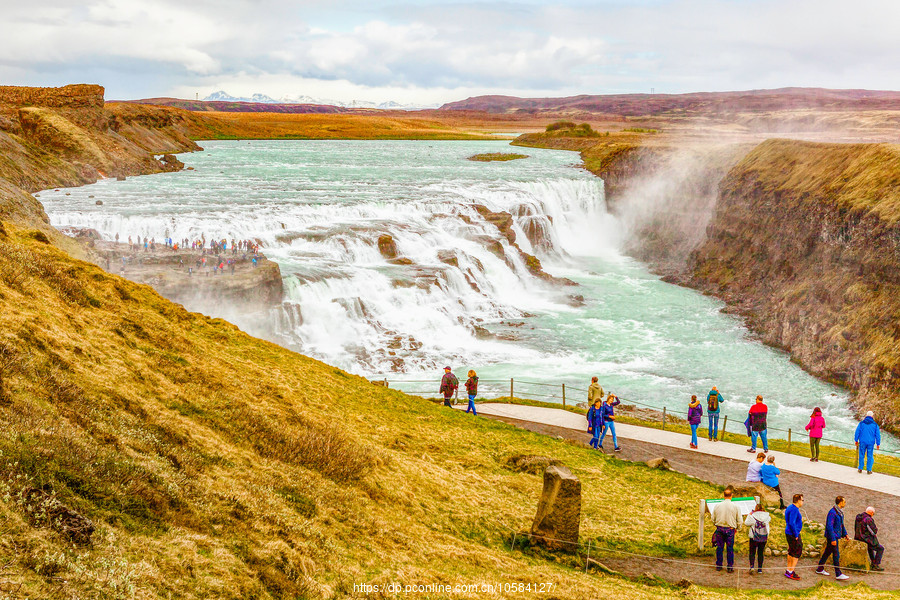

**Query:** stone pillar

left=530, top=465, right=581, bottom=551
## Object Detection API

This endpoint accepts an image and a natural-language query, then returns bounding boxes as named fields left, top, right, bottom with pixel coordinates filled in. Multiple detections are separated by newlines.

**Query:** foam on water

left=38, top=140, right=891, bottom=447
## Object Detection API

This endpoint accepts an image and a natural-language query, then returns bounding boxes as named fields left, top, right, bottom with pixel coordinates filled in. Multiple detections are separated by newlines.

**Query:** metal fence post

left=662, top=407, right=666, bottom=430
left=721, top=415, right=728, bottom=442
left=510, top=378, right=514, bottom=400
left=562, top=383, right=566, bottom=408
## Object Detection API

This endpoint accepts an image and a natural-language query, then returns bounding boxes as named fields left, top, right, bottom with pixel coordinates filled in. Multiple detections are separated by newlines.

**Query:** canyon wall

left=685, top=139, right=900, bottom=426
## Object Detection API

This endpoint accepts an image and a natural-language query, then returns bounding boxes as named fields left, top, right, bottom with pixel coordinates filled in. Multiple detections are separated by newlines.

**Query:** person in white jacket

left=745, top=503, right=772, bottom=574
left=746, top=452, right=766, bottom=482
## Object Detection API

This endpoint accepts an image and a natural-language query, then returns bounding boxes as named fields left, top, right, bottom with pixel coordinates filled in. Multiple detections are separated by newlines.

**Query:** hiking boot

left=713, top=438, right=718, bottom=442
left=816, top=568, right=829, bottom=576
left=836, top=574, right=850, bottom=581
left=747, top=448, right=757, bottom=453
left=716, top=566, right=722, bottom=572
left=727, top=567, right=734, bottom=573
left=872, top=565, right=884, bottom=572
left=858, top=469, right=863, bottom=473
left=867, top=471, right=873, bottom=475
left=748, top=568, right=755, bottom=575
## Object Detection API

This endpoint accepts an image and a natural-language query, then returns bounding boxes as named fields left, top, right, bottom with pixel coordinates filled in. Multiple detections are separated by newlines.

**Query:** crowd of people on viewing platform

left=110, top=234, right=263, bottom=276
left=121, top=234, right=261, bottom=257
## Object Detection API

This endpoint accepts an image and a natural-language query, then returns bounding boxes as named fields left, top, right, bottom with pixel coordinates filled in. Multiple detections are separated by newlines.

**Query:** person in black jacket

left=855, top=507, right=885, bottom=571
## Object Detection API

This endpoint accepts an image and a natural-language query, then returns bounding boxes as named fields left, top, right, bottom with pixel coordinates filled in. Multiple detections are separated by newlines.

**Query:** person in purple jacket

left=688, top=395, right=703, bottom=449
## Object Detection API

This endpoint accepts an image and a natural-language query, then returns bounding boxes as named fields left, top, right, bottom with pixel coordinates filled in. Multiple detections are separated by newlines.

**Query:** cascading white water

left=39, top=140, right=618, bottom=374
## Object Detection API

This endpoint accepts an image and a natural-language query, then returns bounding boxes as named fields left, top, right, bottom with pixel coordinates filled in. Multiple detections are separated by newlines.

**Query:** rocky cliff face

left=686, top=139, right=900, bottom=426
left=0, top=85, right=284, bottom=313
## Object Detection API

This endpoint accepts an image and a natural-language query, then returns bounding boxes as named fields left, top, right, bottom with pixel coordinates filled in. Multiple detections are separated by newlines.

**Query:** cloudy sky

left=1, top=0, right=898, bottom=104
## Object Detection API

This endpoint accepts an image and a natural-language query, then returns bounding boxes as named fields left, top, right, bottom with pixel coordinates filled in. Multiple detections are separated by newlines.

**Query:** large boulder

left=377, top=234, right=399, bottom=259
left=530, top=465, right=581, bottom=551
left=819, top=539, right=870, bottom=572
left=727, top=482, right=781, bottom=509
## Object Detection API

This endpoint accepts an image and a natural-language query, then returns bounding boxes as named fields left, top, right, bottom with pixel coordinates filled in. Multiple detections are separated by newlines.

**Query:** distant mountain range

left=203, top=91, right=438, bottom=111
left=440, top=87, right=900, bottom=115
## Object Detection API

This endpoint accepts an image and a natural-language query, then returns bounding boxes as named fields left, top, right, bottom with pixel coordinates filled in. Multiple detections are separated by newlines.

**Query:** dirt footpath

left=486, top=414, right=900, bottom=592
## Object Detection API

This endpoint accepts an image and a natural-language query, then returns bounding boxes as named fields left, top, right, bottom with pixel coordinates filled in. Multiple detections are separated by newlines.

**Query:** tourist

left=747, top=395, right=769, bottom=453
left=746, top=452, right=765, bottom=482
left=707, top=386, right=724, bottom=441
left=711, top=486, right=741, bottom=572
left=115, top=232, right=119, bottom=243
left=687, top=395, right=703, bottom=449
left=745, top=502, right=771, bottom=575
left=816, top=496, right=850, bottom=580
left=784, top=493, right=804, bottom=580
left=854, top=411, right=881, bottom=474
left=587, top=398, right=604, bottom=449
left=439, top=366, right=458, bottom=408
left=599, top=393, right=621, bottom=451
left=854, top=507, right=884, bottom=571
left=760, top=455, right=786, bottom=509
left=464, top=370, right=478, bottom=415
left=587, top=377, right=604, bottom=404
left=805, top=407, right=826, bottom=462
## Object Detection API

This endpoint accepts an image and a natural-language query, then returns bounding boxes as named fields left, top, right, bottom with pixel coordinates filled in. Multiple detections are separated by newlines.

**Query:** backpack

left=750, top=513, right=768, bottom=541
left=708, top=392, right=719, bottom=412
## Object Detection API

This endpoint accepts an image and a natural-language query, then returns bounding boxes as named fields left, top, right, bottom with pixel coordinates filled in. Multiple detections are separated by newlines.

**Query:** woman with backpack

left=586, top=398, right=604, bottom=449
left=688, top=395, right=703, bottom=449
left=464, top=370, right=478, bottom=415
left=706, top=387, right=724, bottom=441
left=744, top=503, right=771, bottom=575
left=805, top=407, right=825, bottom=462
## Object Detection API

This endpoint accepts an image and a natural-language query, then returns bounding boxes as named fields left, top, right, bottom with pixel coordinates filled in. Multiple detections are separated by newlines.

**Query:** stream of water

left=39, top=139, right=885, bottom=446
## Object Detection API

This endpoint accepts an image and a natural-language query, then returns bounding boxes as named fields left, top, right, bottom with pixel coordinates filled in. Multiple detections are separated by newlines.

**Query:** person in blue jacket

left=760, top=455, right=785, bottom=509
left=854, top=411, right=881, bottom=474
left=816, top=496, right=851, bottom=580
left=599, top=393, right=621, bottom=451
left=783, top=493, right=804, bottom=581
left=586, top=398, right=604, bottom=449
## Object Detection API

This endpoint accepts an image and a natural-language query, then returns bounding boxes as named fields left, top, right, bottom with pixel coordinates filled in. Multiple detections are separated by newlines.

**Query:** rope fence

left=380, top=376, right=900, bottom=476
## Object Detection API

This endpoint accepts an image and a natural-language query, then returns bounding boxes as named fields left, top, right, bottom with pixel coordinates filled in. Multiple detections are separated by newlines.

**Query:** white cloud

left=1, top=0, right=898, bottom=102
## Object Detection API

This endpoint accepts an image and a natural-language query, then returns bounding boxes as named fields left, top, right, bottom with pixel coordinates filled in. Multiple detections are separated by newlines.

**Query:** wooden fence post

left=562, top=383, right=566, bottom=408
left=788, top=428, right=792, bottom=453
left=510, top=378, right=514, bottom=400
left=721, top=415, right=728, bottom=442
left=662, top=407, right=667, bottom=430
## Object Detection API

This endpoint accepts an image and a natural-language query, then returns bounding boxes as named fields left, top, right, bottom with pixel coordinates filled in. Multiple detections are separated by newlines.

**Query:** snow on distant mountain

left=202, top=91, right=438, bottom=110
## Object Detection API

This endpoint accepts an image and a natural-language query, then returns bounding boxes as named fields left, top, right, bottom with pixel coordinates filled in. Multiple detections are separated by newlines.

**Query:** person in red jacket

left=747, top=395, right=769, bottom=453
left=805, top=407, right=826, bottom=462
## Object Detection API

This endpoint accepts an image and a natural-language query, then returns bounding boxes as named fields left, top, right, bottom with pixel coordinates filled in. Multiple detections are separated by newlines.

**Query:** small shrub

left=545, top=120, right=576, bottom=132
